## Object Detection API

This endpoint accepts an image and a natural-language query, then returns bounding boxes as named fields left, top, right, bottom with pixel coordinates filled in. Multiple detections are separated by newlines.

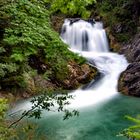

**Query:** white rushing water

left=61, top=19, right=128, bottom=108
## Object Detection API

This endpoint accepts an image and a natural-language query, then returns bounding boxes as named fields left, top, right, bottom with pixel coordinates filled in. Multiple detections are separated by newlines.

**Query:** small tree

left=9, top=91, right=79, bottom=128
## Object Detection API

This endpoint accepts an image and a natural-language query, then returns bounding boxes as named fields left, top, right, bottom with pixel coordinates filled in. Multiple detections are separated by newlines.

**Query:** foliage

left=29, top=93, right=79, bottom=120
left=0, top=98, right=46, bottom=140
left=0, top=1, right=82, bottom=138
left=12, top=123, right=46, bottom=140
left=96, top=0, right=139, bottom=42
left=0, top=98, right=15, bottom=140
left=0, top=0, right=85, bottom=90
left=118, top=115, right=140, bottom=140
left=9, top=91, right=79, bottom=128
left=0, top=94, right=79, bottom=140
left=0, top=98, right=7, bottom=121
left=44, top=0, right=96, bottom=18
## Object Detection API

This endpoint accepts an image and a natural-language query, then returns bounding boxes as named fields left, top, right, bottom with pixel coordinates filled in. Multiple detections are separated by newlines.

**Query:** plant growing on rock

left=96, top=0, right=139, bottom=42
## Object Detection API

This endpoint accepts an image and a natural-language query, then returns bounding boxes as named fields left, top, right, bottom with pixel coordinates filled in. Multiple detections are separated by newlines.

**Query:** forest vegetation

left=0, top=0, right=140, bottom=139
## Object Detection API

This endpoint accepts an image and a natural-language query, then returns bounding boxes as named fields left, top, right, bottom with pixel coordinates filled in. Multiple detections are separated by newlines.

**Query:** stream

left=9, top=19, right=140, bottom=140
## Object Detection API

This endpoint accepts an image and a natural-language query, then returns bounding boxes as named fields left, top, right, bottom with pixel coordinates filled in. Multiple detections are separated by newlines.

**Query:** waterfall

left=9, top=19, right=128, bottom=114
left=61, top=19, right=109, bottom=52
left=61, top=19, right=128, bottom=108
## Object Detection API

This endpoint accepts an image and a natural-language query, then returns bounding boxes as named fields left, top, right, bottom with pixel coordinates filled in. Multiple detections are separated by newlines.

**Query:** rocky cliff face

left=118, top=33, right=140, bottom=96
left=120, top=33, right=140, bottom=63
left=97, top=0, right=140, bottom=97
left=34, top=62, right=98, bottom=91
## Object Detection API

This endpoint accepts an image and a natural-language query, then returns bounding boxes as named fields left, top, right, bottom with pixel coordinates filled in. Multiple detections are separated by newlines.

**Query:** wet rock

left=120, top=33, right=140, bottom=63
left=118, top=33, right=140, bottom=96
left=107, top=29, right=121, bottom=52
left=51, top=15, right=66, bottom=33
left=69, top=18, right=81, bottom=25
left=60, top=62, right=98, bottom=90
left=118, top=62, right=140, bottom=96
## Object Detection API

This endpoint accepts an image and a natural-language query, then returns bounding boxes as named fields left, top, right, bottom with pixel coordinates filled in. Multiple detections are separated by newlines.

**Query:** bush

left=0, top=98, right=15, bottom=140
left=118, top=115, right=140, bottom=140
left=97, top=0, right=139, bottom=42
left=44, top=0, right=96, bottom=18
left=0, top=0, right=86, bottom=91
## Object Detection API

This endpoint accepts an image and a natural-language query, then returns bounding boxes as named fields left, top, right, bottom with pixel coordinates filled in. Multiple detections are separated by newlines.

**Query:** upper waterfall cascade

left=61, top=19, right=109, bottom=52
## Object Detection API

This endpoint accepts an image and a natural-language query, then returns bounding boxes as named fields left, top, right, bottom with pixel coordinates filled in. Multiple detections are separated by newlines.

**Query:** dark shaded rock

left=119, top=33, right=140, bottom=63
left=87, top=19, right=95, bottom=25
left=69, top=18, right=81, bottom=25
left=29, top=55, right=49, bottom=74
left=118, top=32, right=140, bottom=96
left=113, top=23, right=124, bottom=33
left=118, top=62, right=140, bottom=96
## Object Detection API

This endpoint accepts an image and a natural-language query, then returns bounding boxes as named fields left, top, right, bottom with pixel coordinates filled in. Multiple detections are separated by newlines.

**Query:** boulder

left=60, top=62, right=98, bottom=90
left=120, top=33, right=140, bottom=63
left=118, top=62, right=140, bottom=96
left=118, top=33, right=140, bottom=96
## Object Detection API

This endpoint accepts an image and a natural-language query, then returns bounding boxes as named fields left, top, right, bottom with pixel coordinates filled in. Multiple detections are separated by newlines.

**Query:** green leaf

left=11, top=53, right=25, bottom=62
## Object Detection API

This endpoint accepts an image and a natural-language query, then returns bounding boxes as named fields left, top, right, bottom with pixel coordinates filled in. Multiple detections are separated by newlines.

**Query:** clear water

left=33, top=95, right=140, bottom=140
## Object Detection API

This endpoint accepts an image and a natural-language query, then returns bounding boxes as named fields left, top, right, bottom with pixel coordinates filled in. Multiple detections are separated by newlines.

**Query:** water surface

left=33, top=94, right=140, bottom=140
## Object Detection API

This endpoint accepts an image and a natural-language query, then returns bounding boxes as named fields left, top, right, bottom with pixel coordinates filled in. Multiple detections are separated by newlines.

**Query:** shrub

left=0, top=0, right=86, bottom=90
left=44, top=0, right=96, bottom=18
